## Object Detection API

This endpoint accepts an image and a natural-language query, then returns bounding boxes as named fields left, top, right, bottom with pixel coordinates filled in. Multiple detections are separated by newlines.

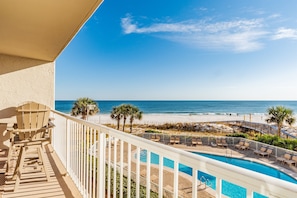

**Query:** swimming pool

left=138, top=150, right=297, bottom=198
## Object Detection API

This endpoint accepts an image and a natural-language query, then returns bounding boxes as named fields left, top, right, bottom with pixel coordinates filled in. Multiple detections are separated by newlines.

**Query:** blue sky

left=56, top=0, right=297, bottom=100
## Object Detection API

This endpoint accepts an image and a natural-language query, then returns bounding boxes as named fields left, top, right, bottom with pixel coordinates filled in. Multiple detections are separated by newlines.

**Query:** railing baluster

left=158, top=155, right=163, bottom=198
left=136, top=147, right=140, bottom=197
left=80, top=124, right=83, bottom=194
left=107, top=135, right=112, bottom=198
left=146, top=150, right=151, bottom=198
left=173, top=160, right=179, bottom=198
left=92, top=129, right=96, bottom=198
left=83, top=125, right=88, bottom=197
left=97, top=131, right=105, bottom=198
left=66, top=119, right=70, bottom=174
left=120, top=140, right=124, bottom=198
left=89, top=128, right=93, bottom=197
left=127, top=143, right=131, bottom=198
left=192, top=169, right=197, bottom=198
left=113, top=137, right=117, bottom=198
left=216, top=177, right=222, bottom=198
left=86, top=126, right=90, bottom=197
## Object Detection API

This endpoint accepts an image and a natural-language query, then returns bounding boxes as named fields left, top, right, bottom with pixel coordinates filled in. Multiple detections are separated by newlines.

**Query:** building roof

left=0, top=0, right=103, bottom=61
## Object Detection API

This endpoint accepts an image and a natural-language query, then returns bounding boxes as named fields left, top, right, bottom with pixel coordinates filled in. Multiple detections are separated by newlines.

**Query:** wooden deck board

left=1, top=144, right=82, bottom=198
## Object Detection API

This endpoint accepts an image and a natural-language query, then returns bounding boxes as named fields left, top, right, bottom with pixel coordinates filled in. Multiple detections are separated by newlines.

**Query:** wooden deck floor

left=0, top=144, right=82, bottom=198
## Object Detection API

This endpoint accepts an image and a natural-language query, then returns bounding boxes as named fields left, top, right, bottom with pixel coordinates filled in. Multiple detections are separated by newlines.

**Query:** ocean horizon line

left=55, top=100, right=297, bottom=115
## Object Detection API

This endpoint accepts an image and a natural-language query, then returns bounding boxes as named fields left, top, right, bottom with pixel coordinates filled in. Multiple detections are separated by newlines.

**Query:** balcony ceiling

left=0, top=0, right=103, bottom=61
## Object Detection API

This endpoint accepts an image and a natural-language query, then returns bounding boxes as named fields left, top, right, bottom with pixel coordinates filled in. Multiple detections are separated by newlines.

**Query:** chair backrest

left=260, top=147, right=266, bottom=152
left=266, top=149, right=273, bottom=154
left=16, top=101, right=50, bottom=130
left=284, top=153, right=291, bottom=160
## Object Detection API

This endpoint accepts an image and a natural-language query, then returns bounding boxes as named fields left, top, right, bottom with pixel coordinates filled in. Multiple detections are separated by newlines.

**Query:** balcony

left=2, top=110, right=296, bottom=197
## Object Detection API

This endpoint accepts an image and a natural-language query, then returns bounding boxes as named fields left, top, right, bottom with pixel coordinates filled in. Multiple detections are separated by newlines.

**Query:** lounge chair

left=175, top=136, right=180, bottom=144
left=154, top=135, right=161, bottom=142
left=191, top=137, right=202, bottom=146
left=221, top=139, right=228, bottom=147
left=191, top=137, right=198, bottom=146
left=284, top=155, right=297, bottom=166
left=150, top=134, right=156, bottom=141
left=169, top=136, right=175, bottom=144
left=150, top=134, right=160, bottom=142
left=254, top=147, right=267, bottom=155
left=216, top=139, right=222, bottom=147
left=259, top=148, right=273, bottom=158
left=235, top=141, right=244, bottom=149
left=240, top=142, right=250, bottom=150
left=6, top=102, right=53, bottom=191
left=277, top=153, right=291, bottom=164
left=197, top=138, right=203, bottom=145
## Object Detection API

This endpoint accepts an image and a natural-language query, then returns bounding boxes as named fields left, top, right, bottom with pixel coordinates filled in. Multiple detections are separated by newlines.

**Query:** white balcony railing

left=51, top=110, right=297, bottom=198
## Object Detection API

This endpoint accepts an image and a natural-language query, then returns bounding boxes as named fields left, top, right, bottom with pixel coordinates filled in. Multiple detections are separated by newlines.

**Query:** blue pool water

left=139, top=150, right=297, bottom=198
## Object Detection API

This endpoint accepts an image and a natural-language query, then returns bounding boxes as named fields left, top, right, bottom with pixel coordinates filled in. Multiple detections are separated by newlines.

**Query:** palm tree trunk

left=277, top=125, right=281, bottom=137
left=130, top=119, right=133, bottom=133
left=117, top=118, right=120, bottom=130
left=123, top=117, right=126, bottom=131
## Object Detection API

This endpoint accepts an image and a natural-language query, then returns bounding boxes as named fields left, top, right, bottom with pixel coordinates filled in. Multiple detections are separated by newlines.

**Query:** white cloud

left=121, top=15, right=267, bottom=52
left=121, top=15, right=138, bottom=34
left=272, top=28, right=297, bottom=40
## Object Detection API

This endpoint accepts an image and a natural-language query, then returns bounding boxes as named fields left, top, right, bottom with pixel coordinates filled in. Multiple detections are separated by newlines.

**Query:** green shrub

left=226, top=133, right=248, bottom=138
left=255, top=134, right=297, bottom=151
left=145, top=129, right=162, bottom=133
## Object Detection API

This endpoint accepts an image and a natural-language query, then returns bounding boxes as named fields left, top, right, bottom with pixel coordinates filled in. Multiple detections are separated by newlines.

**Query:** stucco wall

left=0, top=54, right=55, bottom=124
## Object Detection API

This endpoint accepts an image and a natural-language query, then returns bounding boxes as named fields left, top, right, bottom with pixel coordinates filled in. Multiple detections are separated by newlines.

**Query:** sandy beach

left=87, top=113, right=268, bottom=125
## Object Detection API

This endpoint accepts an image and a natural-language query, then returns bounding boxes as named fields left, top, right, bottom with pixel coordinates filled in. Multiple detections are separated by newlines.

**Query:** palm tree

left=129, top=105, right=143, bottom=133
left=266, top=106, right=296, bottom=137
left=110, top=106, right=122, bottom=130
left=71, top=97, right=99, bottom=120
left=119, top=104, right=130, bottom=131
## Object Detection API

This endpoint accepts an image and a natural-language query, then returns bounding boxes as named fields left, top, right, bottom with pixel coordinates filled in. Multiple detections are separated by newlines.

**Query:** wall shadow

left=0, top=107, right=16, bottom=120
left=0, top=54, right=49, bottom=75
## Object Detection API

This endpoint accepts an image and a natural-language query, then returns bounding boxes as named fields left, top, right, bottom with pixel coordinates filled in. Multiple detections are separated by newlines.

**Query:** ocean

left=55, top=100, right=297, bottom=115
